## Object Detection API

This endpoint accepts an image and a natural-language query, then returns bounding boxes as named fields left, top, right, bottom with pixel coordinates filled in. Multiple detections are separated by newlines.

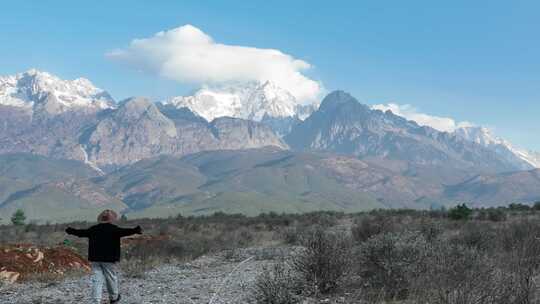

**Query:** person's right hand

left=65, top=227, right=74, bottom=235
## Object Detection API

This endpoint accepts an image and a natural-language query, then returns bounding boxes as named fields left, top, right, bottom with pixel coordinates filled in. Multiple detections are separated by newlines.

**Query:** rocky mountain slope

left=0, top=71, right=288, bottom=170
left=0, top=70, right=116, bottom=165
left=285, top=91, right=523, bottom=173
left=1, top=70, right=533, bottom=174
left=169, top=84, right=539, bottom=170
left=82, top=97, right=287, bottom=168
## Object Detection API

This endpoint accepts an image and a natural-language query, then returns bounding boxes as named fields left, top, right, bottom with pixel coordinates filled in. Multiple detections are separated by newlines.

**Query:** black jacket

left=66, top=223, right=142, bottom=262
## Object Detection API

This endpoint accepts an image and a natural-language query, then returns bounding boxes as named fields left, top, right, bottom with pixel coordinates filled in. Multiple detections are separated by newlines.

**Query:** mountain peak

left=454, top=126, right=502, bottom=146
left=120, top=96, right=152, bottom=109
left=21, top=68, right=47, bottom=77
left=116, top=97, right=163, bottom=120
left=165, top=81, right=315, bottom=122
left=319, top=90, right=362, bottom=112
left=0, top=70, right=115, bottom=113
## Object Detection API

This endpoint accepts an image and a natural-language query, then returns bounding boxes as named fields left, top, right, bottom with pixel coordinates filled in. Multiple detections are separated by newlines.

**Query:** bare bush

left=121, top=243, right=160, bottom=278
left=281, top=226, right=300, bottom=245
left=253, top=262, right=301, bottom=304
left=351, top=214, right=395, bottom=243
left=121, top=239, right=191, bottom=278
left=498, top=221, right=540, bottom=303
left=291, top=226, right=352, bottom=295
left=356, top=231, right=428, bottom=300
left=476, top=208, right=507, bottom=222
left=412, top=242, right=519, bottom=304
left=450, top=222, right=498, bottom=252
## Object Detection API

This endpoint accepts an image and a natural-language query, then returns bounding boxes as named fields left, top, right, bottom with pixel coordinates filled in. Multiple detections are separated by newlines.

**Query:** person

left=66, top=210, right=142, bottom=304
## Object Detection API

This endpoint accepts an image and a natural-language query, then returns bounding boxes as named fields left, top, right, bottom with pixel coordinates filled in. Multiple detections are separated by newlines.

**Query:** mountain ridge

left=454, top=126, right=540, bottom=169
left=285, top=91, right=522, bottom=173
left=0, top=69, right=115, bottom=114
left=1, top=71, right=539, bottom=222
left=165, top=81, right=315, bottom=121
left=164, top=81, right=319, bottom=136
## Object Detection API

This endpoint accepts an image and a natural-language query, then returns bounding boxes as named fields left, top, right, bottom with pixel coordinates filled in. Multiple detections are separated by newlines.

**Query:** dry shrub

left=412, top=242, right=518, bottom=304
left=121, top=243, right=160, bottom=278
left=411, top=220, right=540, bottom=304
left=120, top=257, right=159, bottom=278
left=281, top=226, right=300, bottom=245
left=476, top=208, right=507, bottom=222
left=450, top=222, right=498, bottom=252
left=219, top=226, right=255, bottom=248
left=418, top=218, right=443, bottom=243
left=351, top=214, right=395, bottom=243
left=298, top=212, right=341, bottom=228
left=356, top=231, right=428, bottom=300
left=253, top=262, right=301, bottom=304
left=121, top=239, right=193, bottom=278
left=291, top=226, right=352, bottom=295
left=498, top=221, right=540, bottom=302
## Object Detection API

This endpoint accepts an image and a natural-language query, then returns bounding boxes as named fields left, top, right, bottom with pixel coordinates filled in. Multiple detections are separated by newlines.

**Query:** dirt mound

left=0, top=244, right=90, bottom=283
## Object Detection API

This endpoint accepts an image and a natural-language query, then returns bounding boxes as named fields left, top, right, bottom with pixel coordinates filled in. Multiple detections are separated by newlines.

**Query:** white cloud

left=371, top=103, right=473, bottom=132
left=107, top=24, right=322, bottom=103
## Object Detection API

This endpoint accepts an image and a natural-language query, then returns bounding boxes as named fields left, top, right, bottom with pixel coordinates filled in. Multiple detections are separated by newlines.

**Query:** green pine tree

left=448, top=203, right=472, bottom=220
left=11, top=209, right=26, bottom=226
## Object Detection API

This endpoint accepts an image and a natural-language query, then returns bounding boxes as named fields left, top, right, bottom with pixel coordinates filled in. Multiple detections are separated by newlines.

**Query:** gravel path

left=0, top=247, right=290, bottom=304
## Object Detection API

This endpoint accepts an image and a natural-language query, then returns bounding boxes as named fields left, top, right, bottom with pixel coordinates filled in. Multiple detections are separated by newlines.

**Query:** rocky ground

left=0, top=247, right=293, bottom=304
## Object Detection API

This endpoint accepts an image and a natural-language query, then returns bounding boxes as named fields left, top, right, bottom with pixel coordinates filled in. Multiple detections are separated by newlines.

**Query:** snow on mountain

left=165, top=81, right=317, bottom=122
left=455, top=126, right=540, bottom=169
left=512, top=149, right=540, bottom=169
left=0, top=69, right=115, bottom=112
left=367, top=103, right=539, bottom=170
left=454, top=126, right=506, bottom=146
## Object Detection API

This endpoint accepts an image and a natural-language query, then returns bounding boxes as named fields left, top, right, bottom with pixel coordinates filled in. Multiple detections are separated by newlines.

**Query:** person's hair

left=97, top=209, right=118, bottom=223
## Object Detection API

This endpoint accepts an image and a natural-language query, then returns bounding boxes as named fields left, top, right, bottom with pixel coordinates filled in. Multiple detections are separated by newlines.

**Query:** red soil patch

left=0, top=244, right=90, bottom=283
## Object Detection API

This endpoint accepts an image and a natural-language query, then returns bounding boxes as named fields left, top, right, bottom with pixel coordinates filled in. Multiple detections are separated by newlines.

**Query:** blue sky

left=1, top=1, right=539, bottom=150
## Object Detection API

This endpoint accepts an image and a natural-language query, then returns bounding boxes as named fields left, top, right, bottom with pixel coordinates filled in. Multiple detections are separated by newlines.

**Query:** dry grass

left=3, top=208, right=540, bottom=303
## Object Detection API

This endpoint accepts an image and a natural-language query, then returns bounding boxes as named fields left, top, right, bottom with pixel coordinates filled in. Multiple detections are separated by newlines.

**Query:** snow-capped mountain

left=165, top=81, right=317, bottom=122
left=0, top=69, right=115, bottom=113
left=454, top=126, right=540, bottom=169
left=0, top=71, right=288, bottom=169
left=286, top=91, right=525, bottom=173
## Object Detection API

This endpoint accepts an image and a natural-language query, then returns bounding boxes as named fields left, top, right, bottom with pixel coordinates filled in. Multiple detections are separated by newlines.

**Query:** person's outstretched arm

left=116, top=225, right=142, bottom=237
left=65, top=227, right=90, bottom=238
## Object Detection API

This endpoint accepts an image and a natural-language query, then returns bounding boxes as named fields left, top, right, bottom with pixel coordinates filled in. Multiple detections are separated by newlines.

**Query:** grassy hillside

left=0, top=153, right=125, bottom=224
left=0, top=184, right=125, bottom=223
left=0, top=153, right=98, bottom=183
left=93, top=155, right=206, bottom=210
left=0, top=150, right=382, bottom=222
left=2, top=150, right=539, bottom=223
left=104, top=149, right=382, bottom=218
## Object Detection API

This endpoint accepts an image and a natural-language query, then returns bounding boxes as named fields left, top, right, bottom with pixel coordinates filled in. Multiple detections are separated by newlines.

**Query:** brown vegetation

left=2, top=207, right=540, bottom=303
